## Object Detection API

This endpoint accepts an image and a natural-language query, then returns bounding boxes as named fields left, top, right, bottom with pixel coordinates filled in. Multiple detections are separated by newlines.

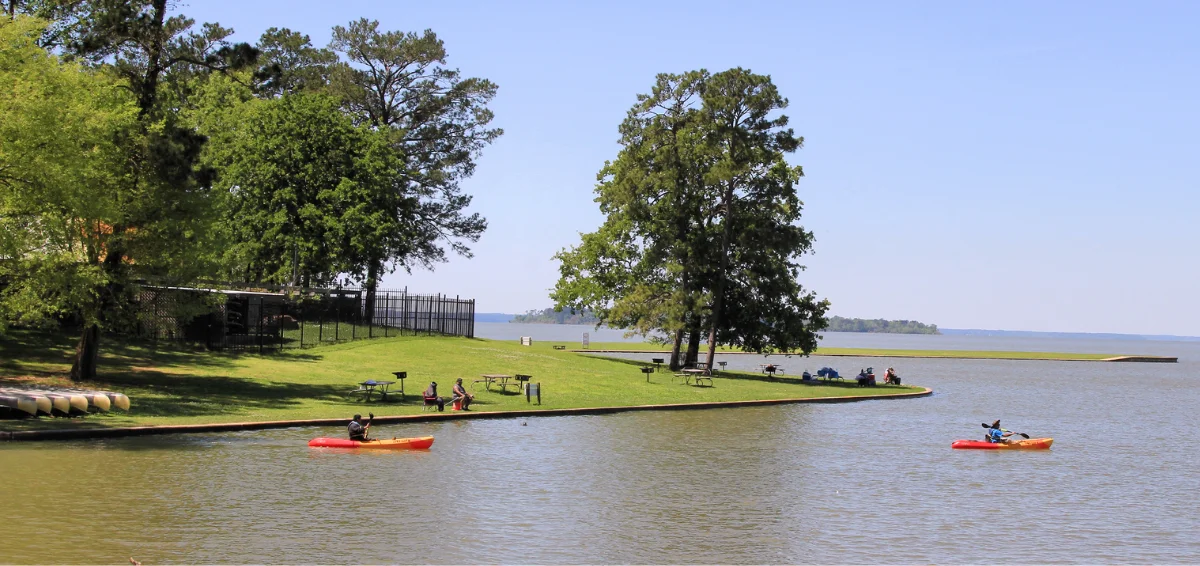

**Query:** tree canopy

left=0, top=6, right=501, bottom=380
left=553, top=68, right=828, bottom=369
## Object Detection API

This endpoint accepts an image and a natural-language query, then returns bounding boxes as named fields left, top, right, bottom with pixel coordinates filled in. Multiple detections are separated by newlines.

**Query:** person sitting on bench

left=452, top=378, right=474, bottom=411
left=423, top=382, right=445, bottom=412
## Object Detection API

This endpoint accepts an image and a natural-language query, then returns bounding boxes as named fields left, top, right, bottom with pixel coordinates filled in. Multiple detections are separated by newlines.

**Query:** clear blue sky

left=184, top=0, right=1199, bottom=336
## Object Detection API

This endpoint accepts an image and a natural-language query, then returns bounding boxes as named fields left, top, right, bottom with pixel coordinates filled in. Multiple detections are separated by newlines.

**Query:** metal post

left=257, top=296, right=264, bottom=355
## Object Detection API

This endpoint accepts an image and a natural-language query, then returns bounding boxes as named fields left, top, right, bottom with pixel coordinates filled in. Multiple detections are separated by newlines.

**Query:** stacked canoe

left=0, top=386, right=130, bottom=418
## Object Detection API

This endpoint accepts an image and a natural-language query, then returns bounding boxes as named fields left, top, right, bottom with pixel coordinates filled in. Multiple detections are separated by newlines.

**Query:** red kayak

left=952, top=438, right=1053, bottom=450
left=308, top=436, right=434, bottom=450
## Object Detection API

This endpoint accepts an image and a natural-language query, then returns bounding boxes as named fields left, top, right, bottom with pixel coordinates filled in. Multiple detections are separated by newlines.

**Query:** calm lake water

left=2, top=330, right=1197, bottom=564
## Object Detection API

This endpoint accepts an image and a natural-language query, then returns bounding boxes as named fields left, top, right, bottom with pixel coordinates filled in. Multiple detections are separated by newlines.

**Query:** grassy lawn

left=0, top=331, right=924, bottom=432
left=558, top=341, right=1122, bottom=360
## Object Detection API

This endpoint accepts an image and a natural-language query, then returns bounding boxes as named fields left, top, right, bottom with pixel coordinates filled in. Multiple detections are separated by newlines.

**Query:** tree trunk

left=685, top=325, right=701, bottom=367
left=705, top=181, right=736, bottom=370
left=363, top=259, right=381, bottom=325
left=70, top=324, right=100, bottom=382
left=669, top=329, right=683, bottom=370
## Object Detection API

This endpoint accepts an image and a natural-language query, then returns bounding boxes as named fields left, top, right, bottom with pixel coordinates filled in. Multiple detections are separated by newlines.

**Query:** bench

left=552, top=345, right=566, bottom=350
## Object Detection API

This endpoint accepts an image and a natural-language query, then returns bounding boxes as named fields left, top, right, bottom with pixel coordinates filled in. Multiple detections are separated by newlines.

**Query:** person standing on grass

left=452, top=378, right=473, bottom=410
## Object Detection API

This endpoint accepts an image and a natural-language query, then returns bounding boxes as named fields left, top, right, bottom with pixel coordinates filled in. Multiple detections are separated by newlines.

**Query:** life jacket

left=348, top=420, right=366, bottom=440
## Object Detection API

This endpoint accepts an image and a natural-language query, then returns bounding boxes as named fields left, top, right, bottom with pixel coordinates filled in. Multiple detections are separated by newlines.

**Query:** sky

left=182, top=0, right=1200, bottom=336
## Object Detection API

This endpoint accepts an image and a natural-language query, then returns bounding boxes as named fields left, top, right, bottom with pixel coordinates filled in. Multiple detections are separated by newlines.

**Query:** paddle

left=364, top=412, right=374, bottom=440
left=980, top=423, right=1030, bottom=439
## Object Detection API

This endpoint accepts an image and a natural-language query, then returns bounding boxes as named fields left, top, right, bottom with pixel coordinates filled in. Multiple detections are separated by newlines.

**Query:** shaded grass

left=0, top=330, right=923, bottom=432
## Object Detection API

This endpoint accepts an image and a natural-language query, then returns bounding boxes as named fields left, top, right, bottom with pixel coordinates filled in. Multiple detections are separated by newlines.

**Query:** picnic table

left=475, top=374, right=527, bottom=393
left=681, top=368, right=713, bottom=387
left=760, top=364, right=785, bottom=377
left=351, top=380, right=395, bottom=402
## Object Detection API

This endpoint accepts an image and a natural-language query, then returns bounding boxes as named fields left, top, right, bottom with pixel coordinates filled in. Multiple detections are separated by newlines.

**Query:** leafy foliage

left=195, top=87, right=402, bottom=286
left=826, top=317, right=940, bottom=334
left=511, top=308, right=600, bottom=325
left=553, top=69, right=829, bottom=368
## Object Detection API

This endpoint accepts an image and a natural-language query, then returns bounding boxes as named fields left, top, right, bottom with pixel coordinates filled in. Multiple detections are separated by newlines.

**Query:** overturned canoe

left=79, top=392, right=110, bottom=412
left=308, top=436, right=434, bottom=450
left=29, top=394, right=53, bottom=416
left=104, top=392, right=131, bottom=411
left=0, top=395, right=39, bottom=417
left=41, top=392, right=91, bottom=415
left=952, top=438, right=1054, bottom=450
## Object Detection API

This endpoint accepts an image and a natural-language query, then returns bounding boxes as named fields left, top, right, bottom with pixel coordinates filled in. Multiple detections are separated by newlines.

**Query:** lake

left=1, top=330, right=1196, bottom=563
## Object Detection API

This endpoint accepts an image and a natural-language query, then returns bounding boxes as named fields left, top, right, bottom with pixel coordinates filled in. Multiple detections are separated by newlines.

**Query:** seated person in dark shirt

left=451, top=378, right=474, bottom=410
left=347, top=413, right=373, bottom=441
left=423, top=382, right=445, bottom=411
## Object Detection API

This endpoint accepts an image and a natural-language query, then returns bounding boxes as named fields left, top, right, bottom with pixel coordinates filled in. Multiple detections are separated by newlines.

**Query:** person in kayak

left=423, top=382, right=445, bottom=412
left=452, top=378, right=474, bottom=411
left=348, top=413, right=374, bottom=441
left=986, top=420, right=1014, bottom=444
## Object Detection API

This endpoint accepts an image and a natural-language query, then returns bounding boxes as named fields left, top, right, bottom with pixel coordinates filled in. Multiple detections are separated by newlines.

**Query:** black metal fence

left=137, top=285, right=475, bottom=353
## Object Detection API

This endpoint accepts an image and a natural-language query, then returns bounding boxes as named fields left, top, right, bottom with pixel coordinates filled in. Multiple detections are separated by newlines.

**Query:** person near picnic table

left=884, top=367, right=901, bottom=385
left=423, top=382, right=445, bottom=411
left=348, top=413, right=373, bottom=441
left=452, top=378, right=474, bottom=410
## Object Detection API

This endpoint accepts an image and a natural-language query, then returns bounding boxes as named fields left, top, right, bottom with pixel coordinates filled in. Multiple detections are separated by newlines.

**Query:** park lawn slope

left=0, top=332, right=923, bottom=432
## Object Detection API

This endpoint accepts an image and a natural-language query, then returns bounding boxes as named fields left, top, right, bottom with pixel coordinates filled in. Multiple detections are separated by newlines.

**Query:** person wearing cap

left=423, top=382, right=445, bottom=411
left=348, top=412, right=374, bottom=441
left=451, top=378, right=474, bottom=411
left=986, top=420, right=1014, bottom=444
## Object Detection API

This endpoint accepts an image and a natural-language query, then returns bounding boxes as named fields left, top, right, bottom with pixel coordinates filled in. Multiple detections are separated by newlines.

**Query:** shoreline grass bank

left=2, top=388, right=932, bottom=441
left=0, top=331, right=928, bottom=437
left=557, top=342, right=1174, bottom=362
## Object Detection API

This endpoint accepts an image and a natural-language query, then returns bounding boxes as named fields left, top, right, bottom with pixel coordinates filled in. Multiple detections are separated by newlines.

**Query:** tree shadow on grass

left=0, top=329, right=324, bottom=382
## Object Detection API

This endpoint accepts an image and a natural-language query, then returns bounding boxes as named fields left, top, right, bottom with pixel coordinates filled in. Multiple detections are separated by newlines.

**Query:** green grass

left=0, top=331, right=923, bottom=432
left=554, top=341, right=1124, bottom=360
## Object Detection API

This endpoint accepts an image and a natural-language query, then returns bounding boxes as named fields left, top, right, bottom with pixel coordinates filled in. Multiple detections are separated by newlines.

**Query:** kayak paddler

left=985, top=420, right=1014, bottom=444
left=348, top=412, right=374, bottom=441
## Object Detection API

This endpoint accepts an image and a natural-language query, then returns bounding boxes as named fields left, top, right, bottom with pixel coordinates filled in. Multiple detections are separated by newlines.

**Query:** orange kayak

left=952, top=438, right=1053, bottom=450
left=308, top=436, right=434, bottom=450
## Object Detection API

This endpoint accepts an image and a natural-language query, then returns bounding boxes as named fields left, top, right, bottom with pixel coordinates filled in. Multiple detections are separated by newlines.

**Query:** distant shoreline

left=477, top=317, right=1200, bottom=342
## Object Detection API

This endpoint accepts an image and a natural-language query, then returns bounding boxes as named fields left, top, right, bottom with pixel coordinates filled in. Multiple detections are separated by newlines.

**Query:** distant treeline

left=511, top=308, right=599, bottom=324
left=827, top=317, right=939, bottom=334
